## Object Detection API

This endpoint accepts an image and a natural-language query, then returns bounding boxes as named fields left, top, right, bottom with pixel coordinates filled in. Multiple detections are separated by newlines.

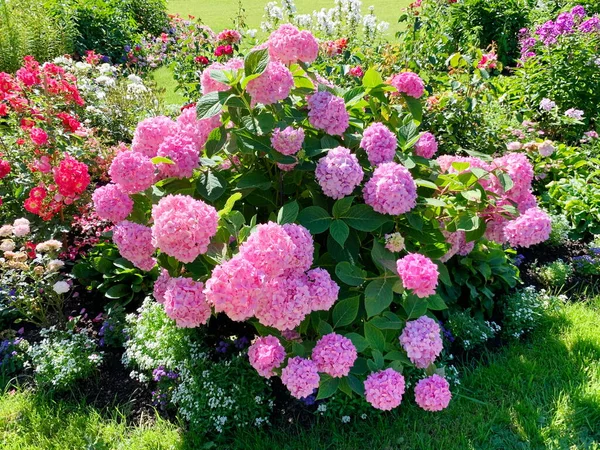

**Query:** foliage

left=0, top=334, right=29, bottom=377
left=547, top=213, right=571, bottom=246
left=534, top=259, right=573, bottom=288
left=446, top=310, right=499, bottom=351
left=501, top=286, right=563, bottom=339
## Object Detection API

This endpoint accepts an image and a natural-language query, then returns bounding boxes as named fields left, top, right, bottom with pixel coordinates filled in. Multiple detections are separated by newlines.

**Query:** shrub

left=534, top=259, right=573, bottom=288
left=547, top=213, right=571, bottom=246
left=120, top=0, right=168, bottom=36
left=446, top=311, right=500, bottom=351
left=501, top=287, right=562, bottom=339
left=0, top=335, right=29, bottom=377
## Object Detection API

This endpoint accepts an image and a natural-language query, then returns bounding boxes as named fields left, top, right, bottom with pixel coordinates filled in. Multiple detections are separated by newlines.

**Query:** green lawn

left=2, top=298, right=599, bottom=449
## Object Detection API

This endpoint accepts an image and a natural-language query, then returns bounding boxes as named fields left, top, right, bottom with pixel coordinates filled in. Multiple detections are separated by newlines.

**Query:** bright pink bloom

left=255, top=273, right=312, bottom=331
left=92, top=184, right=133, bottom=223
left=30, top=127, right=48, bottom=146
left=109, top=151, right=155, bottom=194
left=504, top=207, right=552, bottom=248
left=271, top=126, right=305, bottom=156
left=153, top=269, right=171, bottom=304
left=246, top=61, right=294, bottom=107
left=364, top=368, right=406, bottom=411
left=217, top=29, right=242, bottom=44
left=363, top=162, right=417, bottom=215
left=281, top=356, right=320, bottom=399
left=175, top=107, right=221, bottom=151
left=200, top=58, right=244, bottom=95
left=112, top=221, right=156, bottom=271
left=0, top=160, right=11, bottom=179
left=131, top=116, right=176, bottom=158
left=399, top=316, right=443, bottom=368
left=282, top=223, right=314, bottom=272
left=360, top=122, right=397, bottom=166
left=163, top=277, right=211, bottom=328
left=396, top=253, right=439, bottom=298
left=268, top=24, right=319, bottom=64
left=156, top=134, right=199, bottom=179
left=414, top=132, right=438, bottom=159
left=307, top=91, right=349, bottom=136
left=389, top=71, right=425, bottom=98
left=349, top=66, right=364, bottom=78
left=315, top=146, right=363, bottom=199
left=307, top=268, right=339, bottom=312
left=53, top=155, right=90, bottom=198
left=312, top=333, right=357, bottom=377
left=248, top=335, right=286, bottom=378
left=414, top=375, right=452, bottom=411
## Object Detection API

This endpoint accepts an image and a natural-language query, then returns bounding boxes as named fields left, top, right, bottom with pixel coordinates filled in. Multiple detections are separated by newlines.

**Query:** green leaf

left=317, top=320, right=334, bottom=336
left=320, top=135, right=340, bottom=149
left=364, top=322, right=385, bottom=351
left=332, top=296, right=360, bottom=328
left=403, top=294, right=428, bottom=319
left=384, top=351, right=411, bottom=365
left=104, top=284, right=130, bottom=299
left=196, top=170, right=227, bottom=201
left=365, top=278, right=394, bottom=318
left=297, top=206, right=332, bottom=234
left=277, top=201, right=299, bottom=225
left=330, top=220, right=350, bottom=247
left=218, top=193, right=242, bottom=217
left=461, top=189, right=482, bottom=202
left=236, top=172, right=271, bottom=190
left=427, top=294, right=448, bottom=311
left=244, top=47, right=270, bottom=77
left=346, top=333, right=369, bottom=352
left=371, top=240, right=398, bottom=273
left=341, top=205, right=390, bottom=232
left=332, top=196, right=354, bottom=218
left=498, top=172, right=514, bottom=192
left=372, top=349, right=385, bottom=369
left=316, top=375, right=339, bottom=400
left=205, top=127, right=226, bottom=157
left=362, top=67, right=384, bottom=88
left=209, top=69, right=232, bottom=84
left=335, top=262, right=366, bottom=286
left=150, top=156, right=174, bottom=165
left=347, top=374, right=365, bottom=395
left=403, top=94, right=423, bottom=123
left=196, top=91, right=231, bottom=119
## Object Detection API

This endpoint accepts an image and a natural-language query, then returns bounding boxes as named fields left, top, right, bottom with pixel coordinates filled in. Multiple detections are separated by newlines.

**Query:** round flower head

left=538, top=140, right=555, bottom=157
left=204, top=255, right=264, bottom=321
left=12, top=218, right=30, bottom=237
left=246, top=61, right=294, bottom=107
left=176, top=107, right=222, bottom=151
left=0, top=225, right=13, bottom=237
left=281, top=356, right=320, bottom=399
left=307, top=268, right=339, bottom=312
left=200, top=58, right=244, bottom=95
left=396, top=253, right=439, bottom=298
left=271, top=126, right=305, bottom=156
left=389, top=71, right=425, bottom=98
left=385, top=233, right=405, bottom=252
left=504, top=207, right=552, bottom=248
left=414, top=132, right=438, bottom=159
left=315, top=146, right=364, bottom=200
left=268, top=24, right=319, bottom=64
left=399, top=316, right=443, bottom=368
left=360, top=122, right=397, bottom=166
left=30, top=127, right=48, bottom=146
left=112, top=221, right=156, bottom=271
left=414, top=374, right=452, bottom=412
left=282, top=223, right=314, bottom=272
left=151, top=194, right=218, bottom=263
left=156, top=133, right=199, bottom=179
left=163, top=277, right=211, bottom=328
left=484, top=216, right=508, bottom=244
left=53, top=156, right=90, bottom=198
left=364, top=368, right=406, bottom=411
left=307, top=91, right=349, bottom=136
left=131, top=116, right=176, bottom=158
left=153, top=268, right=171, bottom=304
left=312, top=333, right=357, bottom=377
left=440, top=226, right=469, bottom=263
left=363, top=162, right=417, bottom=216
left=248, top=335, right=286, bottom=378
left=109, top=151, right=154, bottom=194
left=491, top=153, right=534, bottom=201
left=255, top=273, right=312, bottom=331
left=92, top=184, right=133, bottom=223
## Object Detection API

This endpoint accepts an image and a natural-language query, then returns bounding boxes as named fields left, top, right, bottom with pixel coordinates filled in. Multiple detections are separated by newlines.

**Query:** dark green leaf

left=365, top=278, right=394, bottom=318
left=196, top=91, right=231, bottom=119
left=297, top=206, right=332, bottom=234
left=196, top=170, right=227, bottom=201
left=277, top=201, right=299, bottom=225
left=332, top=296, right=360, bottom=328
left=316, top=375, right=339, bottom=400
left=244, top=48, right=270, bottom=77
left=332, top=196, right=355, bottom=218
left=236, top=172, right=271, bottom=190
left=330, top=220, right=349, bottom=247
left=403, top=294, right=428, bottom=319
left=427, top=294, right=448, bottom=311
left=335, top=262, right=366, bottom=286
left=364, top=322, right=385, bottom=351
left=341, top=205, right=390, bottom=232
left=104, top=284, right=130, bottom=299
left=346, top=333, right=369, bottom=352
left=347, top=374, right=365, bottom=395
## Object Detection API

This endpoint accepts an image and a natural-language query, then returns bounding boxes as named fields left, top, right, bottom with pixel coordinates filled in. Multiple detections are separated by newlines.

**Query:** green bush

left=121, top=0, right=168, bottom=36
left=535, top=259, right=573, bottom=288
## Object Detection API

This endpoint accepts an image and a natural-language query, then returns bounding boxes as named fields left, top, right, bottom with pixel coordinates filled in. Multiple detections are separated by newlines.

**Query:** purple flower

left=514, top=254, right=526, bottom=267
left=539, top=98, right=556, bottom=111
left=565, top=108, right=585, bottom=120
left=579, top=16, right=600, bottom=33
left=234, top=336, right=249, bottom=349
left=216, top=340, right=229, bottom=353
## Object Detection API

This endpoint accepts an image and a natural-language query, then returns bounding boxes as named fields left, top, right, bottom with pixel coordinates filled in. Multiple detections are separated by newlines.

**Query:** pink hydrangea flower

left=112, top=221, right=156, bottom=271
left=131, top=116, right=176, bottom=158
left=109, top=151, right=155, bottom=194
left=307, top=268, right=339, bottom=312
left=238, top=222, right=297, bottom=278
left=156, top=133, right=199, bottom=179
left=440, top=226, right=474, bottom=262
left=315, top=146, right=364, bottom=199
left=491, top=153, right=534, bottom=203
left=176, top=107, right=221, bottom=151
left=414, top=132, right=438, bottom=159
left=153, top=268, right=171, bottom=304
left=396, top=253, right=439, bottom=298
left=414, top=374, right=452, bottom=411
left=282, top=223, right=314, bottom=272
left=436, top=155, right=491, bottom=176
left=389, top=71, right=425, bottom=98
left=399, top=316, right=443, bottom=368
left=360, top=122, right=397, bottom=166
left=200, top=58, right=244, bottom=95
left=163, top=277, right=211, bottom=328
left=281, top=356, right=320, bottom=399
left=277, top=161, right=298, bottom=172
left=484, top=216, right=508, bottom=244
left=363, top=162, right=417, bottom=215
left=364, top=368, right=406, bottom=411
left=268, top=24, right=319, bottom=64
left=248, top=335, right=286, bottom=378
left=504, top=207, right=552, bottom=248
left=538, top=140, right=555, bottom=157
left=92, top=184, right=133, bottom=223
left=255, top=273, right=312, bottom=331
left=312, top=333, right=357, bottom=377
left=271, top=126, right=305, bottom=156
left=246, top=61, right=294, bottom=107
left=151, top=195, right=218, bottom=263
left=307, top=91, right=349, bottom=136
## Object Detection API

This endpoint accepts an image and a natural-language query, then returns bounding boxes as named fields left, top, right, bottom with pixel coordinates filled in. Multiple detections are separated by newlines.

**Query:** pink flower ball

left=200, top=58, right=244, bottom=95
left=153, top=268, right=171, bottom=304
left=504, top=207, right=552, bottom=248
left=248, top=335, right=286, bottom=378
left=414, top=132, right=438, bottom=159
left=131, top=116, right=176, bottom=158
left=255, top=273, right=312, bottom=331
left=364, top=368, right=406, bottom=411
left=396, top=253, right=439, bottom=298
left=315, top=146, right=364, bottom=200
left=491, top=153, right=534, bottom=201
left=109, top=151, right=155, bottom=194
left=268, top=24, right=319, bottom=64
left=440, top=227, right=474, bottom=262
left=307, top=268, right=339, bottom=312
left=92, top=184, right=133, bottom=223
left=176, top=107, right=221, bottom=151
left=151, top=194, right=218, bottom=263
left=399, top=316, right=443, bottom=369
left=30, top=127, right=48, bottom=146
left=484, top=217, right=508, bottom=244
left=271, top=126, right=305, bottom=156
left=246, top=61, right=294, bottom=107
left=363, top=162, right=417, bottom=216
left=389, top=71, right=425, bottom=98
left=307, top=91, right=349, bottom=136
left=277, top=161, right=298, bottom=172
left=312, top=333, right=357, bottom=378
left=163, top=277, right=211, bottom=328
left=282, top=223, right=314, bottom=272
left=156, top=133, right=199, bottom=179
left=112, top=221, right=156, bottom=271
left=414, top=374, right=452, bottom=412
left=360, top=122, right=397, bottom=166
left=204, top=256, right=264, bottom=321
left=281, top=356, right=320, bottom=399
left=238, top=222, right=297, bottom=278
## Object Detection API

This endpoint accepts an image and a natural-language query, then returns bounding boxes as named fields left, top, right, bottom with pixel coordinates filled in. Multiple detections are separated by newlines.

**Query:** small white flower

left=52, top=281, right=70, bottom=294
left=341, top=415, right=351, bottom=423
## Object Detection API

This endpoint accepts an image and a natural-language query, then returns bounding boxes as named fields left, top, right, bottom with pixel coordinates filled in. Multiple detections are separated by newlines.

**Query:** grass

left=1, top=298, right=599, bottom=449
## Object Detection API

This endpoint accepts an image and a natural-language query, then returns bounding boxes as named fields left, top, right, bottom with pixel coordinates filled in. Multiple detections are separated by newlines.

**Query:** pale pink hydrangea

left=396, top=253, right=439, bottom=298
left=399, top=316, right=443, bottom=369
left=271, top=126, right=305, bottom=156
left=112, top=221, right=156, bottom=271
left=385, top=233, right=405, bottom=252
left=204, top=256, right=264, bottom=321
left=248, top=335, right=286, bottom=378
left=153, top=268, right=171, bottom=304
left=414, top=132, right=438, bottom=159
left=92, top=184, right=133, bottom=223
left=360, top=122, right=397, bottom=166
left=163, top=277, right=211, bottom=328
left=176, top=107, right=222, bottom=151
left=440, top=227, right=474, bottom=262
left=364, top=368, right=406, bottom=411
left=311, top=333, right=357, bottom=377
left=156, top=133, right=199, bottom=179
left=281, top=356, right=320, bottom=399
left=12, top=218, right=30, bottom=237
left=517, top=190, right=538, bottom=213
left=268, top=24, right=319, bottom=64
left=200, top=58, right=244, bottom=95
left=255, top=273, right=312, bottom=331
left=109, top=151, right=155, bottom=194
left=315, top=146, right=364, bottom=199
left=414, top=374, right=452, bottom=411
left=131, top=116, right=176, bottom=158
left=307, top=91, right=349, bottom=136
left=504, top=207, right=552, bottom=248
left=151, top=195, right=218, bottom=263
left=389, top=71, right=425, bottom=98
left=363, top=162, right=417, bottom=216
left=238, top=222, right=297, bottom=278
left=307, top=268, right=339, bottom=311
left=436, top=155, right=491, bottom=173
left=282, top=223, right=314, bottom=272
left=538, top=140, right=555, bottom=157
left=247, top=61, right=294, bottom=107
left=484, top=217, right=508, bottom=244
